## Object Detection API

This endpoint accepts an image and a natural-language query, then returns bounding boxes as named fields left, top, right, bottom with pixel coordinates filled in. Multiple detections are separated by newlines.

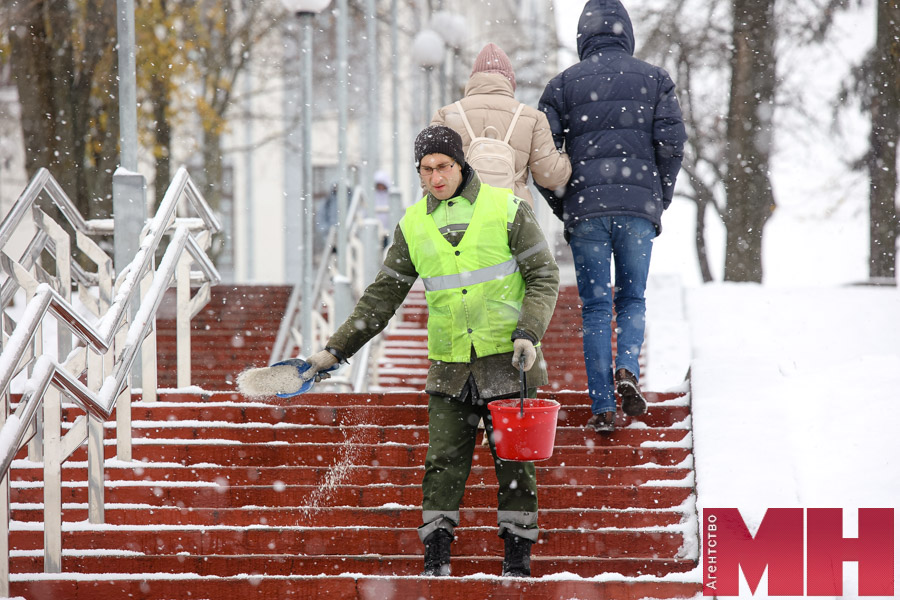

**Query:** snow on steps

left=154, top=285, right=292, bottom=389
left=7, top=391, right=700, bottom=599
left=6, top=284, right=697, bottom=598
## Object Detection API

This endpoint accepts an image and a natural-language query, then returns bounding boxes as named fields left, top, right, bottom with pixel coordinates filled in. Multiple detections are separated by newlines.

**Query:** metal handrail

left=269, top=184, right=389, bottom=392
left=0, top=168, right=101, bottom=248
left=0, top=166, right=220, bottom=593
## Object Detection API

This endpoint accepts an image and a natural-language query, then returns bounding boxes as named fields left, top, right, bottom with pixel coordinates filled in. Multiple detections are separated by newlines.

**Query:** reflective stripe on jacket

left=400, top=183, right=524, bottom=362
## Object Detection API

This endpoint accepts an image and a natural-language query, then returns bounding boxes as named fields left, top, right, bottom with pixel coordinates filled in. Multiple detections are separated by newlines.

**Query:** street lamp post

left=390, top=0, right=399, bottom=188
left=364, top=0, right=378, bottom=210
left=113, top=0, right=146, bottom=390
left=431, top=11, right=467, bottom=103
left=281, top=0, right=331, bottom=357
left=412, top=29, right=445, bottom=128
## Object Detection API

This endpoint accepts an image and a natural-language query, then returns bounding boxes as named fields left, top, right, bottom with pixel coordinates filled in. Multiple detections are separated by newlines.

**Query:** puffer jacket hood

left=577, top=0, right=635, bottom=60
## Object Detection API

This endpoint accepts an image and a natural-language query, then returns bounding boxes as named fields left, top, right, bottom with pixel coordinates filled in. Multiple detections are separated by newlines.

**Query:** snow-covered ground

left=623, top=193, right=900, bottom=598
left=553, top=2, right=899, bottom=594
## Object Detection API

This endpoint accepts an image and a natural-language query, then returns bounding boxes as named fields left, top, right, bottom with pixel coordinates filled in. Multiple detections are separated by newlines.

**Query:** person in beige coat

left=430, top=43, right=571, bottom=207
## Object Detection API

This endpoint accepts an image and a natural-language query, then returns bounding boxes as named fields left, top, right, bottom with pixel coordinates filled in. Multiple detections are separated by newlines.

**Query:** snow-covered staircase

left=155, top=285, right=293, bottom=389
left=6, top=284, right=700, bottom=598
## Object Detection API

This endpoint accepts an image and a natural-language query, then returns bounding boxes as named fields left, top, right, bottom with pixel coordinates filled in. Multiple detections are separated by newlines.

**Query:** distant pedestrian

left=372, top=170, right=392, bottom=247
left=536, top=0, right=687, bottom=434
left=430, top=42, right=571, bottom=207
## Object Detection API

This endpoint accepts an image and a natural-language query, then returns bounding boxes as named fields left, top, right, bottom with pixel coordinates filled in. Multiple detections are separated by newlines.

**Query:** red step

left=11, top=482, right=690, bottom=509
left=10, top=527, right=686, bottom=558
left=51, top=422, right=686, bottom=446
left=11, top=554, right=697, bottom=579
left=12, top=462, right=690, bottom=487
left=11, top=575, right=700, bottom=600
left=10, top=505, right=685, bottom=530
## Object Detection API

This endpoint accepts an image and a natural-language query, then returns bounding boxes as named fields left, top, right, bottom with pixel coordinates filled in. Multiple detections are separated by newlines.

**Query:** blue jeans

left=569, top=217, right=656, bottom=415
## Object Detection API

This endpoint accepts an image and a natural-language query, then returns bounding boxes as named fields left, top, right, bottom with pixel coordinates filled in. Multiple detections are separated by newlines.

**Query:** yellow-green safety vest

left=400, top=183, right=526, bottom=362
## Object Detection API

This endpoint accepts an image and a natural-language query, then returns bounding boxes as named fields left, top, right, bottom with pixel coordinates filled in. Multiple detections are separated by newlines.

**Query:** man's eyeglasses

left=419, top=161, right=456, bottom=177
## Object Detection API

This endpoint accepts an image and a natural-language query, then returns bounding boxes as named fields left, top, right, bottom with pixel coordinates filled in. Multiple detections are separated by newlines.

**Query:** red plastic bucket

left=487, top=398, right=561, bottom=461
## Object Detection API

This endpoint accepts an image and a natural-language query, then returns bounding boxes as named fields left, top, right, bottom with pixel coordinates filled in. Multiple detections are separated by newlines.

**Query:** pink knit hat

left=471, top=43, right=516, bottom=91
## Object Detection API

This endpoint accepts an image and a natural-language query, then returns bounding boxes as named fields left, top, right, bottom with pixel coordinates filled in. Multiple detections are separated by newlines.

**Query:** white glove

left=511, top=338, right=536, bottom=372
left=300, top=350, right=339, bottom=382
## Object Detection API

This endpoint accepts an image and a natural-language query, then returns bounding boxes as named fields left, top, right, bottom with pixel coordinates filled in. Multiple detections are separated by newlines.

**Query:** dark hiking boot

left=616, top=368, right=648, bottom=416
left=501, top=531, right=533, bottom=577
left=422, top=529, right=453, bottom=576
left=587, top=411, right=616, bottom=434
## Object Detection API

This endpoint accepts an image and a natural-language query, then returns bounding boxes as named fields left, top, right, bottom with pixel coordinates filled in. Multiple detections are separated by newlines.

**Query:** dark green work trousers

left=418, top=392, right=539, bottom=543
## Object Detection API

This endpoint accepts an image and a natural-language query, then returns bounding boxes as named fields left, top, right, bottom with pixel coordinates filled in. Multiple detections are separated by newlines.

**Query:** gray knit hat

left=414, top=125, right=466, bottom=168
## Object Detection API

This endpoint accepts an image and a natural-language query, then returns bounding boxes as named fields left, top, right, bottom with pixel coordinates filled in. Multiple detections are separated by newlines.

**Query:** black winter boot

left=616, top=368, right=648, bottom=416
left=422, top=529, right=453, bottom=576
left=501, top=531, right=533, bottom=577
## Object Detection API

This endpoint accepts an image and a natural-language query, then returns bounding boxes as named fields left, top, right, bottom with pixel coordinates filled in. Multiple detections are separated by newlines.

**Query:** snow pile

left=685, top=284, right=900, bottom=597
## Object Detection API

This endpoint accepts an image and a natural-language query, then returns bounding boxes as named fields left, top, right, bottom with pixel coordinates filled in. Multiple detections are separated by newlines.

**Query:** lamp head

left=280, top=0, right=330, bottom=15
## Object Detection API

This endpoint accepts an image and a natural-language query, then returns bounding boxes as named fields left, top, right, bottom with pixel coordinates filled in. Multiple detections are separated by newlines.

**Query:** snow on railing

left=0, top=166, right=220, bottom=595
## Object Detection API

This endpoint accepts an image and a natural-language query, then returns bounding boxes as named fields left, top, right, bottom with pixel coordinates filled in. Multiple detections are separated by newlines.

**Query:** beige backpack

left=454, top=101, right=526, bottom=191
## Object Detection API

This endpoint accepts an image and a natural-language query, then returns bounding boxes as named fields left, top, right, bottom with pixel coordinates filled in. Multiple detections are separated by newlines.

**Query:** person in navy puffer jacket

left=537, top=0, right=686, bottom=434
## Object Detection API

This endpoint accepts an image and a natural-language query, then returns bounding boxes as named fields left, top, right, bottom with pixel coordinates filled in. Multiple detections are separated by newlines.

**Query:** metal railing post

left=176, top=253, right=192, bottom=388
left=115, top=324, right=132, bottom=462
left=140, top=270, right=158, bottom=402
left=361, top=218, right=381, bottom=285
left=87, top=347, right=105, bottom=524
left=389, top=188, right=404, bottom=245
left=0, top=408, right=8, bottom=597
left=42, top=387, right=62, bottom=573
left=27, top=318, right=43, bottom=463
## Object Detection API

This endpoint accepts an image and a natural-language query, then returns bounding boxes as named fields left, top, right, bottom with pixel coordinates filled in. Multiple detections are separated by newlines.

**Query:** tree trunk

left=201, top=129, right=226, bottom=265
left=692, top=175, right=716, bottom=283
left=151, top=75, right=172, bottom=210
left=723, top=0, right=778, bottom=283
left=9, top=0, right=117, bottom=220
left=868, top=0, right=900, bottom=282
left=9, top=0, right=80, bottom=202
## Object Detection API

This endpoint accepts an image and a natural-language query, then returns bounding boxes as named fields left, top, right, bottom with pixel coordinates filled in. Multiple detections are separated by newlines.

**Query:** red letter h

left=807, top=508, right=894, bottom=596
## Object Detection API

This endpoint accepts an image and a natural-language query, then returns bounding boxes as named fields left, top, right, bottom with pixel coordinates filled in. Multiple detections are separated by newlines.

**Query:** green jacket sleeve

left=508, top=200, right=560, bottom=342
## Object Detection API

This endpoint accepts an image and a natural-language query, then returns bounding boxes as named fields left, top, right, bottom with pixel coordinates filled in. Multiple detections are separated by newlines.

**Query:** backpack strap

left=503, top=103, right=526, bottom=144
left=454, top=101, right=477, bottom=141
left=506, top=104, right=527, bottom=182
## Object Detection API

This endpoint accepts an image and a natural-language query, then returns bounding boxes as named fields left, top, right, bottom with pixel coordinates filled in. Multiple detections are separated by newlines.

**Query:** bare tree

left=635, top=0, right=731, bottom=282
left=135, top=0, right=188, bottom=209
left=723, top=0, right=778, bottom=282
left=867, top=0, right=899, bottom=281
left=171, top=0, right=281, bottom=264
left=5, top=0, right=118, bottom=219
left=826, top=0, right=900, bottom=283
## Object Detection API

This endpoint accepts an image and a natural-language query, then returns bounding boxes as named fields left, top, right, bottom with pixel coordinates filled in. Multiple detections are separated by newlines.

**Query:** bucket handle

left=518, top=355, right=526, bottom=418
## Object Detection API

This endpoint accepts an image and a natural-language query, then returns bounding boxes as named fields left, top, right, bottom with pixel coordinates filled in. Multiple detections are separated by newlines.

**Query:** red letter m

left=705, top=508, right=804, bottom=596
